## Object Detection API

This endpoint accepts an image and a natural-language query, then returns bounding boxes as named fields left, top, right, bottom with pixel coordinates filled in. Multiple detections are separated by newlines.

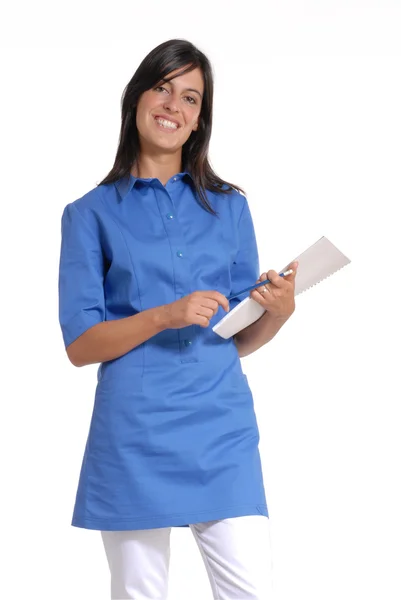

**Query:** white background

left=1, top=1, right=400, bottom=598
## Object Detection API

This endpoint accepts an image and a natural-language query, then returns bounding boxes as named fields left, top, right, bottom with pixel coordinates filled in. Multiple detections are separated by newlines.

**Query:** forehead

left=161, top=66, right=204, bottom=92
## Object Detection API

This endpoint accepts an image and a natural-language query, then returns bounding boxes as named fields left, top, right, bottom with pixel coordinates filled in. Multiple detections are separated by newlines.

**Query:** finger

left=254, top=279, right=272, bottom=297
left=251, top=286, right=271, bottom=304
left=215, top=292, right=230, bottom=312
left=254, top=273, right=271, bottom=296
left=258, top=285, right=271, bottom=297
left=266, top=269, right=287, bottom=288
left=253, top=275, right=265, bottom=294
left=202, top=293, right=229, bottom=313
left=196, top=306, right=215, bottom=320
left=199, top=297, right=219, bottom=314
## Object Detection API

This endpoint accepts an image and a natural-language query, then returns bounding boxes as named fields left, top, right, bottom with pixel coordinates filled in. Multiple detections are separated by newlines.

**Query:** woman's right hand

left=160, top=290, right=230, bottom=329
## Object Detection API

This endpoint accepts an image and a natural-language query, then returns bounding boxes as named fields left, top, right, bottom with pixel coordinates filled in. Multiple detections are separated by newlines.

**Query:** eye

left=154, top=86, right=196, bottom=105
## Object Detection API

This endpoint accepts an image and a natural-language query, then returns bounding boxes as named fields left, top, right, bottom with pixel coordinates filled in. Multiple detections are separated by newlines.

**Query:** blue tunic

left=58, top=171, right=268, bottom=531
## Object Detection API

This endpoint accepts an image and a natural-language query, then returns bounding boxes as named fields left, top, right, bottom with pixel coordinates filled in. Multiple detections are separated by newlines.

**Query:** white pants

left=101, top=515, right=273, bottom=599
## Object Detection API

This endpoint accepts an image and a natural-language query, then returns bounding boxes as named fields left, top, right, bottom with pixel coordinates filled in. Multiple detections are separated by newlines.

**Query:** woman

left=58, top=38, right=297, bottom=600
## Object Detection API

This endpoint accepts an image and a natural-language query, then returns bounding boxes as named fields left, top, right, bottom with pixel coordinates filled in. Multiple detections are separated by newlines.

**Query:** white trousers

left=101, top=515, right=273, bottom=600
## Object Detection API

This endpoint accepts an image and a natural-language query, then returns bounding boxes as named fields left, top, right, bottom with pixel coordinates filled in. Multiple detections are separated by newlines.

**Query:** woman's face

left=135, top=66, right=204, bottom=155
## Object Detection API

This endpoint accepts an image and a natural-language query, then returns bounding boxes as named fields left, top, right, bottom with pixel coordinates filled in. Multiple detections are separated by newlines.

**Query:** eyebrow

left=161, top=79, right=203, bottom=99
left=185, top=88, right=203, bottom=99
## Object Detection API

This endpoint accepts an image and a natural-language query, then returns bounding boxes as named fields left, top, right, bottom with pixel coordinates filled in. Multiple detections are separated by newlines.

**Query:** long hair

left=97, top=39, right=245, bottom=216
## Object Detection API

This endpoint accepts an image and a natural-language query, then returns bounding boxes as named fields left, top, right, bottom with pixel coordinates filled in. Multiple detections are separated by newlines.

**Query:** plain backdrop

left=1, top=1, right=400, bottom=599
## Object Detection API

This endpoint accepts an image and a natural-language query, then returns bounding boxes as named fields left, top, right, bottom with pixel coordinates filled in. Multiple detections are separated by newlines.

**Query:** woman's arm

left=233, top=266, right=297, bottom=358
left=59, top=203, right=171, bottom=367
left=233, top=312, right=290, bottom=358
left=67, top=306, right=170, bottom=367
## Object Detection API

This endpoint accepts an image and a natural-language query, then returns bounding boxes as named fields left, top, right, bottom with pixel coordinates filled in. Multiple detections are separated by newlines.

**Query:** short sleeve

left=229, top=196, right=260, bottom=311
left=58, top=202, right=105, bottom=348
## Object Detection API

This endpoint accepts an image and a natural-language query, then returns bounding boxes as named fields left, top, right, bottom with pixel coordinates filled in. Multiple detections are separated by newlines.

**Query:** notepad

left=212, top=236, right=351, bottom=339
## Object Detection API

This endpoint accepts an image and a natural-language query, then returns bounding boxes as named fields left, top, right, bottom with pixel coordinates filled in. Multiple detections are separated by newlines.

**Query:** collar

left=115, top=171, right=194, bottom=201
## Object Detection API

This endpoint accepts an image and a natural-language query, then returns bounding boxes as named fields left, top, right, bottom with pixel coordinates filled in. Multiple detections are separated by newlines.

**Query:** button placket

left=158, top=185, right=197, bottom=363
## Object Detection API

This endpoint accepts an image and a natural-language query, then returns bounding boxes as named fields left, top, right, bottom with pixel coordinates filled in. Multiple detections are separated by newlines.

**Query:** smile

left=154, top=117, right=179, bottom=131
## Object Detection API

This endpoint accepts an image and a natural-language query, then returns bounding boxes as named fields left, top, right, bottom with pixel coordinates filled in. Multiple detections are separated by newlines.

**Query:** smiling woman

left=96, top=39, right=246, bottom=212
left=59, top=38, right=274, bottom=599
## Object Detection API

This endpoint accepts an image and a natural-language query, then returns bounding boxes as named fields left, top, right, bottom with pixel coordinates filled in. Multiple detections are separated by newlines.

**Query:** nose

left=163, top=91, right=179, bottom=113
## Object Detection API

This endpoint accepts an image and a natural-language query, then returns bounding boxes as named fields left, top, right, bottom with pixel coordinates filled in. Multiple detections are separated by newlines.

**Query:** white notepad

left=213, top=236, right=351, bottom=339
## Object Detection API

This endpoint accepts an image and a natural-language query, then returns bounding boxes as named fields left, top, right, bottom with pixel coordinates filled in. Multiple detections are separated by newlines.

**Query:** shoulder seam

left=236, top=194, right=248, bottom=228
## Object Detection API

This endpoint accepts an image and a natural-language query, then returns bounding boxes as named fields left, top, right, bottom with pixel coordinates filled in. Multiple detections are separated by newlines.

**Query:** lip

left=153, top=114, right=181, bottom=128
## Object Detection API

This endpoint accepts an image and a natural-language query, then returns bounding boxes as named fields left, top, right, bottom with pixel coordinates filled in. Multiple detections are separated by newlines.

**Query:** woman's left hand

left=250, top=261, right=299, bottom=320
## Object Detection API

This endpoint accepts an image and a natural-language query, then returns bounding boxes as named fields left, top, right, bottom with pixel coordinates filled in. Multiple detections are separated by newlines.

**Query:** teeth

left=155, top=118, right=178, bottom=129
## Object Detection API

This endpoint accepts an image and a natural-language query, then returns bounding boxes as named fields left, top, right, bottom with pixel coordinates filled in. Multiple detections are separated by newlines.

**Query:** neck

left=131, top=153, right=183, bottom=184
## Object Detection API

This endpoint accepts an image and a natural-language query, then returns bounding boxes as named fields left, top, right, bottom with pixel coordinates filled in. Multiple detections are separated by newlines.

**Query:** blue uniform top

left=58, top=170, right=268, bottom=531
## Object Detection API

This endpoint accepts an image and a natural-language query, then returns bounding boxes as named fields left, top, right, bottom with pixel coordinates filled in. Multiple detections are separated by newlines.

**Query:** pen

left=227, top=269, right=294, bottom=301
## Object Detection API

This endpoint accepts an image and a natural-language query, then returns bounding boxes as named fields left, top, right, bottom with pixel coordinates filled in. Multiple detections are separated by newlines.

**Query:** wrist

left=152, top=304, right=171, bottom=331
left=261, top=310, right=291, bottom=324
